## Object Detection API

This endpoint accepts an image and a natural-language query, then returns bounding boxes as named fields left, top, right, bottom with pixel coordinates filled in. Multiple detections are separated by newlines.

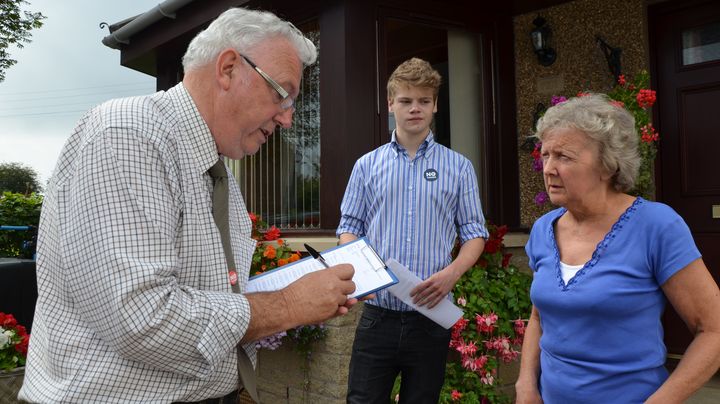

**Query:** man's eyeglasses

left=240, top=54, right=294, bottom=111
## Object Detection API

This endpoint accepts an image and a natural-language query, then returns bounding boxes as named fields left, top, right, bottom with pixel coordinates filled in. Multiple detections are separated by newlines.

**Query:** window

left=229, top=23, right=320, bottom=230
left=682, top=21, right=720, bottom=65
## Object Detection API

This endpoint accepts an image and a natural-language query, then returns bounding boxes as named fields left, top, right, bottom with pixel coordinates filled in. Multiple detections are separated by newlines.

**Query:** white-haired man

left=20, top=8, right=357, bottom=403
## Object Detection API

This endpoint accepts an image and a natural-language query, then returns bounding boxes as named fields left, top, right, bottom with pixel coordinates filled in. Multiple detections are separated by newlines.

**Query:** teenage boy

left=338, top=57, right=488, bottom=403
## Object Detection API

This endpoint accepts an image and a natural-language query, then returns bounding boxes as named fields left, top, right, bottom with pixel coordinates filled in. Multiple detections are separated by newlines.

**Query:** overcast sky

left=0, top=0, right=158, bottom=186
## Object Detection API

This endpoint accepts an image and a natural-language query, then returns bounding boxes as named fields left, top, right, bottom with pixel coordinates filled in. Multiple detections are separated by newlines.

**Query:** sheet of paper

left=246, top=238, right=397, bottom=299
left=385, top=258, right=464, bottom=329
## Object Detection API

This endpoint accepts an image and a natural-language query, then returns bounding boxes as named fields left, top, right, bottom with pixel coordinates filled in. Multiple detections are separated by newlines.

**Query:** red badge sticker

left=228, top=270, right=238, bottom=286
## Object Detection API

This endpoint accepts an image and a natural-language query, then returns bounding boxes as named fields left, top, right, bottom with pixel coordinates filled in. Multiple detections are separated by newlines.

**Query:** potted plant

left=0, top=312, right=30, bottom=403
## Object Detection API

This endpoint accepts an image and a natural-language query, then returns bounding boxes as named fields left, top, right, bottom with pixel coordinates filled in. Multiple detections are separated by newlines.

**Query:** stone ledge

left=281, top=232, right=530, bottom=251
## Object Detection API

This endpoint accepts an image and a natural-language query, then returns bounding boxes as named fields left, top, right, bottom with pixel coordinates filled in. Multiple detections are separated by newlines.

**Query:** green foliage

left=0, top=0, right=46, bottom=82
left=0, top=191, right=42, bottom=258
left=0, top=162, right=42, bottom=194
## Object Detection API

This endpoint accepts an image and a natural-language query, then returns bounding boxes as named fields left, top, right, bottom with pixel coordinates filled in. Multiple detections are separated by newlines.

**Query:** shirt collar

left=390, top=130, right=437, bottom=159
left=168, top=83, right=221, bottom=173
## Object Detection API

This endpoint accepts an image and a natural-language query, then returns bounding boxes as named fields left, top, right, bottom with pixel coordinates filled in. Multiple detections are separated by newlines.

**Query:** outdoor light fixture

left=530, top=16, right=557, bottom=67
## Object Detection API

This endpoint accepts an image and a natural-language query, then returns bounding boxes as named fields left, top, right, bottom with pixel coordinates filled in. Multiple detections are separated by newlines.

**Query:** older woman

left=515, top=94, right=720, bottom=403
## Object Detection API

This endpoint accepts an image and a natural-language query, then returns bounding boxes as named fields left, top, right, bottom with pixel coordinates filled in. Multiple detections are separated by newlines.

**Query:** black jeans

left=346, top=304, right=451, bottom=404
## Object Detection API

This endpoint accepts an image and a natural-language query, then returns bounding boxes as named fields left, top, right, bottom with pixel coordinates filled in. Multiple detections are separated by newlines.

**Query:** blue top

left=526, top=197, right=701, bottom=403
left=337, top=131, right=488, bottom=310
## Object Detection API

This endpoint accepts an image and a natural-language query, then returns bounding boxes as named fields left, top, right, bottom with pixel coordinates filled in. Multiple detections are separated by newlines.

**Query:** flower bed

left=438, top=225, right=533, bottom=403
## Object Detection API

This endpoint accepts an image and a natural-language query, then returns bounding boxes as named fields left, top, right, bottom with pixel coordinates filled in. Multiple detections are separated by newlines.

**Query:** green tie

left=208, top=159, right=259, bottom=403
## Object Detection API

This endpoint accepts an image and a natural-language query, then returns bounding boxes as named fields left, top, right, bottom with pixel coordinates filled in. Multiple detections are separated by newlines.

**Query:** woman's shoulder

left=634, top=197, right=683, bottom=223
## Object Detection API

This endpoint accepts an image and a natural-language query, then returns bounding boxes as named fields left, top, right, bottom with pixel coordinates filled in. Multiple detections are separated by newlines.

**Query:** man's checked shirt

left=20, top=83, right=256, bottom=403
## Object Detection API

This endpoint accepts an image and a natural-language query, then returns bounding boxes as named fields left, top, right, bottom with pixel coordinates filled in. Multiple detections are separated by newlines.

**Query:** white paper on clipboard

left=246, top=237, right=398, bottom=299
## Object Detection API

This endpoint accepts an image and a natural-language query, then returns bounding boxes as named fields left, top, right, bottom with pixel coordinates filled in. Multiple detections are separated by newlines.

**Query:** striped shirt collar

left=390, top=129, right=436, bottom=159
left=168, top=83, right=221, bottom=173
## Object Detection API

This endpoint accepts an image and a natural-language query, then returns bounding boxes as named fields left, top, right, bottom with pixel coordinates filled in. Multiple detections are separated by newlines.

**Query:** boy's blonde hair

left=387, top=58, right=442, bottom=100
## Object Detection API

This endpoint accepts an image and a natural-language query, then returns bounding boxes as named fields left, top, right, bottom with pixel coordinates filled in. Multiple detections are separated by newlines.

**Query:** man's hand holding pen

left=281, top=264, right=358, bottom=324
left=305, top=243, right=376, bottom=301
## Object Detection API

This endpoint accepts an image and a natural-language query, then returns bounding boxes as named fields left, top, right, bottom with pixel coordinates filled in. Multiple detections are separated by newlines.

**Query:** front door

left=650, top=0, right=720, bottom=355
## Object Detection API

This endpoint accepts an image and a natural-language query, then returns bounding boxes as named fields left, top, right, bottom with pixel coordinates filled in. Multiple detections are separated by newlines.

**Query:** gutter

left=101, top=0, right=197, bottom=49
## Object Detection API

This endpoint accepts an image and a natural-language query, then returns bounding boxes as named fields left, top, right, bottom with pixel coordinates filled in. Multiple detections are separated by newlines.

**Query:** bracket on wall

left=596, top=35, right=622, bottom=82
left=521, top=102, right=546, bottom=152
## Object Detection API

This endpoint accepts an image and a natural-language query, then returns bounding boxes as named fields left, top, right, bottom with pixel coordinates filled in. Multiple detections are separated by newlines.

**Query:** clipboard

left=246, top=237, right=398, bottom=299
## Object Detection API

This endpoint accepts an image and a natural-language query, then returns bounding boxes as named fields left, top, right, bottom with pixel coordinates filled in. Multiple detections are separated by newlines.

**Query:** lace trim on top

left=549, top=197, right=644, bottom=290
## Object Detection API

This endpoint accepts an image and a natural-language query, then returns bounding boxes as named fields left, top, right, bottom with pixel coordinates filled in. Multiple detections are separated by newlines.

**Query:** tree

left=0, top=0, right=45, bottom=83
left=0, top=162, right=42, bottom=194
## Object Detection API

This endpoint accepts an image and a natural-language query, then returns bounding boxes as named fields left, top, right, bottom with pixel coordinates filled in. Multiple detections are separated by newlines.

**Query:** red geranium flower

left=637, top=89, right=657, bottom=108
left=263, top=226, right=281, bottom=241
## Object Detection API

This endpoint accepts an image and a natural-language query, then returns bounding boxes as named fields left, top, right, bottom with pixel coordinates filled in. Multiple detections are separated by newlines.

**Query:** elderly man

left=20, top=7, right=356, bottom=403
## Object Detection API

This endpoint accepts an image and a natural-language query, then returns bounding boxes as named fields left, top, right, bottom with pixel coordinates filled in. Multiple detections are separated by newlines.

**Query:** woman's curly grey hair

left=182, top=8, right=317, bottom=71
left=535, top=93, right=641, bottom=192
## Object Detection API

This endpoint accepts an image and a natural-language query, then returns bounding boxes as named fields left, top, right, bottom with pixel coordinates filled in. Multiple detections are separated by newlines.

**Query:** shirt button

left=408, top=186, right=413, bottom=190
left=406, top=238, right=411, bottom=242
left=408, top=211, right=412, bottom=215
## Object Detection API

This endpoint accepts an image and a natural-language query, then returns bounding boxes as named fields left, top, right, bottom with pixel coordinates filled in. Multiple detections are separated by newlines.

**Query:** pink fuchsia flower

left=450, top=318, right=469, bottom=347
left=395, top=393, right=400, bottom=402
left=462, top=355, right=487, bottom=372
left=481, top=372, right=495, bottom=385
left=485, top=336, right=511, bottom=351
left=610, top=100, right=625, bottom=109
left=474, top=355, right=489, bottom=369
left=456, top=340, right=478, bottom=356
left=550, top=95, right=567, bottom=106
left=640, top=124, right=659, bottom=143
left=452, top=318, right=469, bottom=334
left=451, top=390, right=463, bottom=401
left=617, top=74, right=626, bottom=86
left=499, top=346, right=520, bottom=363
left=534, top=191, right=549, bottom=206
left=476, top=312, right=498, bottom=334
left=514, top=319, right=526, bottom=336
left=457, top=296, right=467, bottom=307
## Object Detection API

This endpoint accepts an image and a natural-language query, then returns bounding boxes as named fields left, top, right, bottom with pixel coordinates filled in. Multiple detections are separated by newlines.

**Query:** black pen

left=304, top=243, right=330, bottom=268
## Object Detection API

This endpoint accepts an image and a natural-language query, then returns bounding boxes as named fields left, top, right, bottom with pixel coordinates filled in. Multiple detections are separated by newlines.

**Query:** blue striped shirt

left=337, top=131, right=488, bottom=311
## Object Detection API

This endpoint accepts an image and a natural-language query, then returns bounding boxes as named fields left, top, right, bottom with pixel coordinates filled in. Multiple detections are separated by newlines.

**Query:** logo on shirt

left=424, top=168, right=438, bottom=182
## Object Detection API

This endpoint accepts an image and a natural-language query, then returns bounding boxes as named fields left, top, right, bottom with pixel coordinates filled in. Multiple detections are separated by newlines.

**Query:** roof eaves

left=101, top=0, right=197, bottom=49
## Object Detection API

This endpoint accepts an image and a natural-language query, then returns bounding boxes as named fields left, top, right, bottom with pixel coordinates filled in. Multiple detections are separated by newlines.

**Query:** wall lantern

left=530, top=16, right=557, bottom=67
